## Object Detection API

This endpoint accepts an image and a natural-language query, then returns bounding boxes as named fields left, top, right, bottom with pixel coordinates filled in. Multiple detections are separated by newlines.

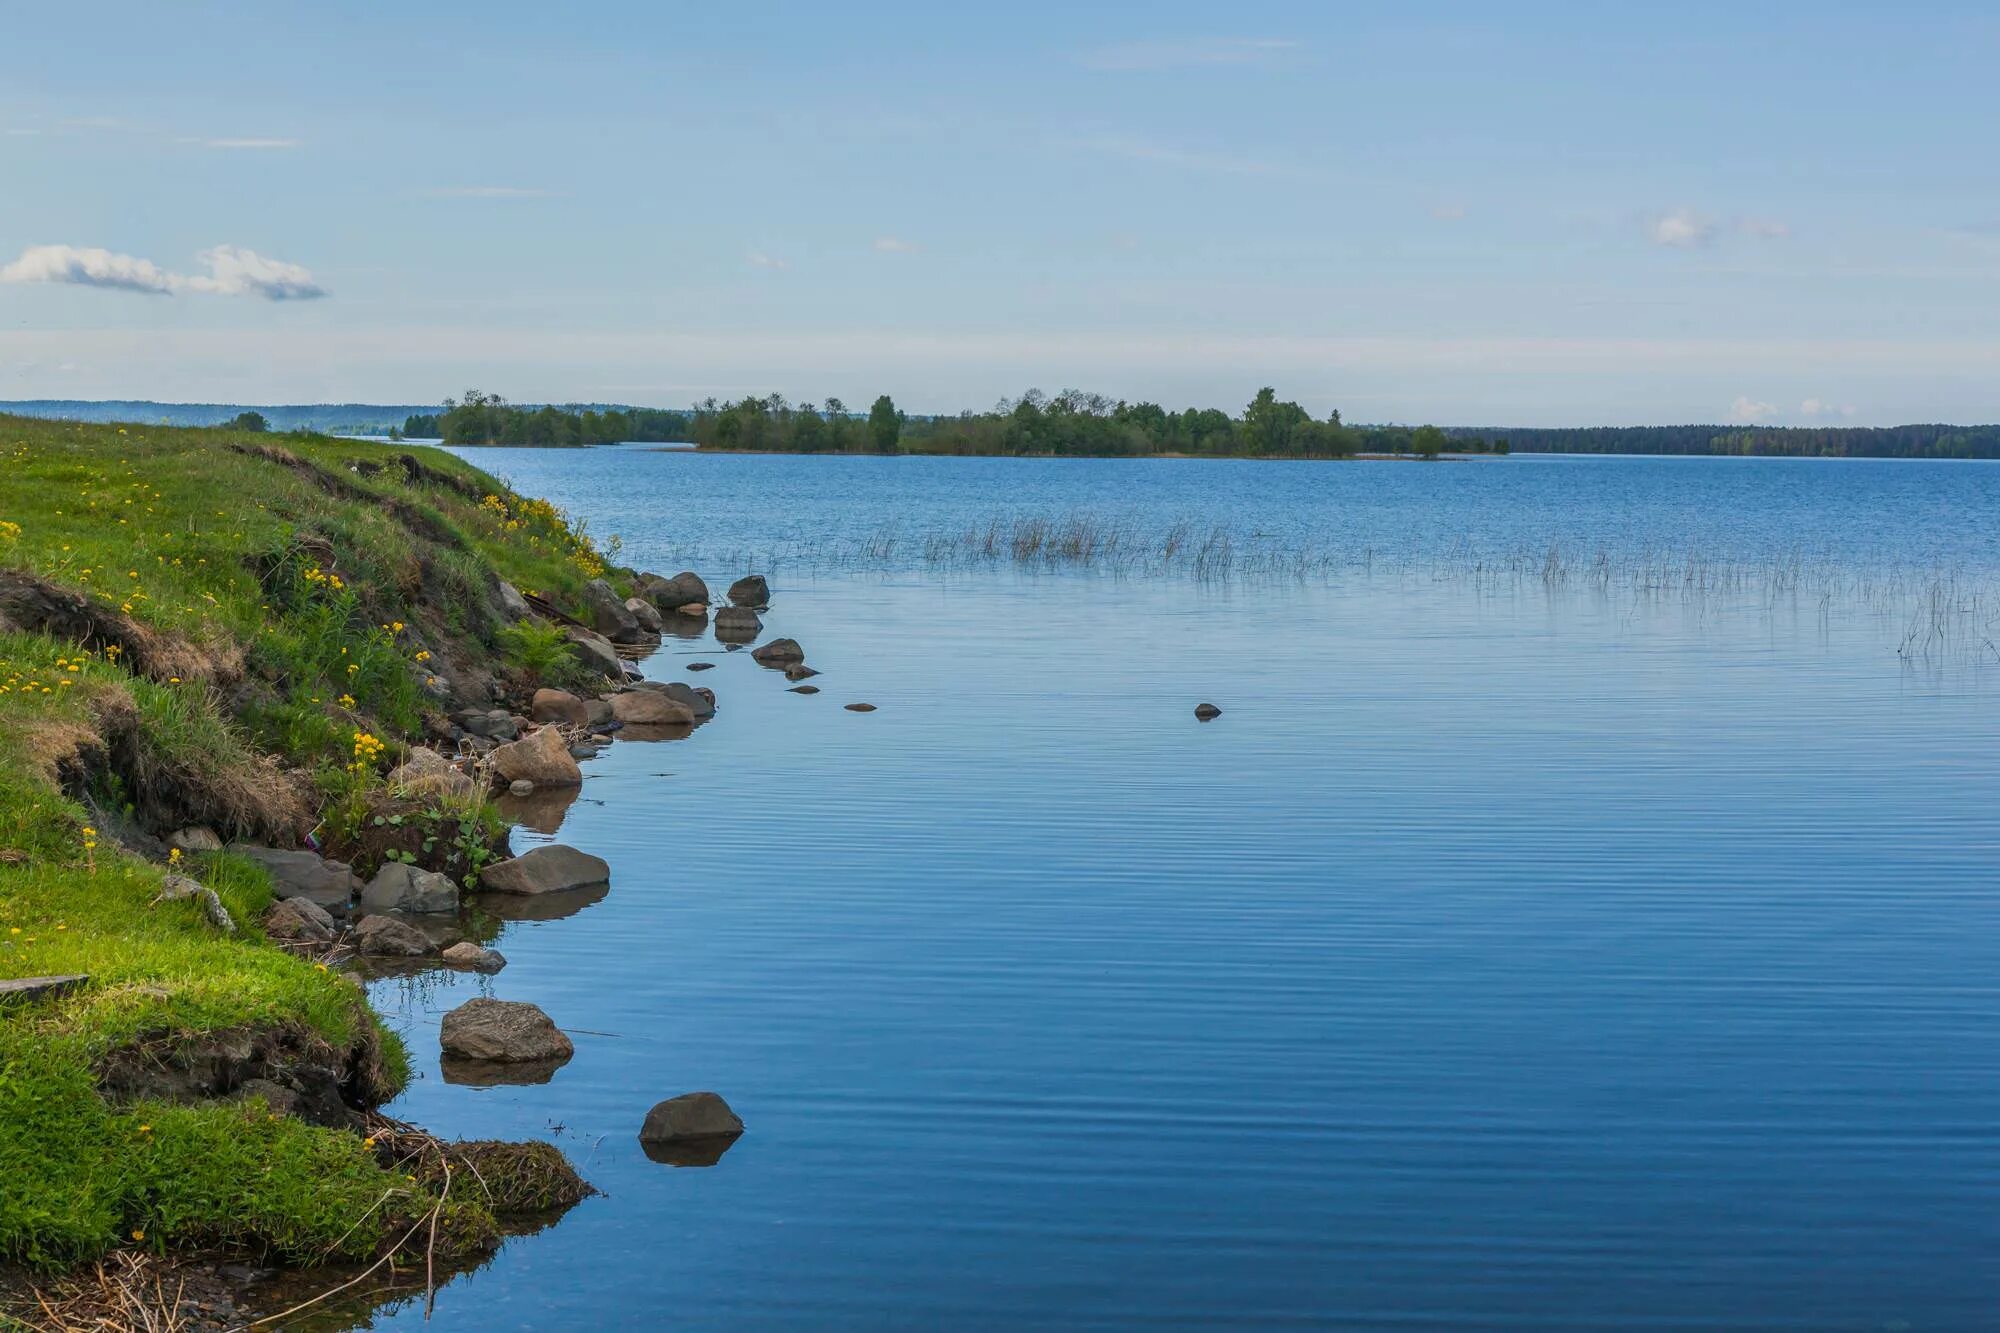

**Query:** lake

left=354, top=451, right=2000, bottom=1330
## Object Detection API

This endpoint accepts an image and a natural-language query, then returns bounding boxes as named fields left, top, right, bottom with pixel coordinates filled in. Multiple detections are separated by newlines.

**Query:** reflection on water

left=355, top=451, right=2000, bottom=1331
left=441, top=1054, right=571, bottom=1088
left=473, top=883, right=609, bottom=924
left=639, top=1136, right=740, bottom=1169
left=493, top=784, right=581, bottom=834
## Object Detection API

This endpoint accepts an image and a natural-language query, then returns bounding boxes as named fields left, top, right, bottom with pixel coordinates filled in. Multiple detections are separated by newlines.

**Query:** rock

left=349, top=914, right=437, bottom=957
left=0, top=974, right=88, bottom=1006
left=784, top=663, right=819, bottom=681
left=496, top=581, right=533, bottom=621
left=750, top=638, right=804, bottom=666
left=789, top=685, right=820, bottom=695
left=359, top=862, right=459, bottom=915
left=637, top=570, right=709, bottom=609
left=440, top=998, right=573, bottom=1063
left=509, top=778, right=535, bottom=797
left=480, top=845, right=611, bottom=896
left=167, top=826, right=223, bottom=855
left=611, top=691, right=694, bottom=726
left=568, top=742, right=600, bottom=760
left=1194, top=702, right=1222, bottom=720
left=530, top=688, right=589, bottom=726
left=713, top=606, right=761, bottom=643
left=642, top=680, right=713, bottom=718
left=231, top=846, right=361, bottom=916
left=675, top=603, right=709, bottom=618
left=564, top=627, right=624, bottom=680
left=452, top=709, right=519, bottom=742
left=441, top=941, right=507, bottom=973
left=624, top=597, right=664, bottom=633
left=387, top=746, right=475, bottom=799
left=584, top=698, right=615, bottom=727
left=156, top=873, right=237, bottom=932
left=263, top=896, right=337, bottom=944
left=844, top=703, right=877, bottom=713
left=639, top=1091, right=744, bottom=1145
left=582, top=578, right=646, bottom=643
left=489, top=726, right=583, bottom=788
left=726, top=574, right=770, bottom=608
left=686, top=661, right=715, bottom=672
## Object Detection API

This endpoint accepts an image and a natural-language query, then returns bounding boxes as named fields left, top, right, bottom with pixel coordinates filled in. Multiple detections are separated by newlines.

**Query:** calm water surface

left=351, top=452, right=1998, bottom=1330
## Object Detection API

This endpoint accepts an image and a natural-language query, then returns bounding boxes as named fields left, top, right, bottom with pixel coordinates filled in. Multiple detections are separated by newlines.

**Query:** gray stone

left=0, top=974, right=88, bottom=1006
left=530, top=688, right=589, bottom=726
left=440, top=997, right=573, bottom=1063
left=713, top=606, right=761, bottom=643
left=565, top=627, right=624, bottom=679
left=264, top=896, right=337, bottom=944
left=637, top=570, right=709, bottom=609
left=452, top=709, right=520, bottom=742
left=624, top=597, right=664, bottom=633
left=584, top=698, right=615, bottom=727
left=360, top=862, right=459, bottom=916
left=231, top=846, right=361, bottom=916
left=660, top=680, right=714, bottom=718
left=750, top=637, right=804, bottom=666
left=441, top=941, right=507, bottom=973
left=844, top=702, right=877, bottom=712
left=349, top=914, right=436, bottom=957
left=1195, top=702, right=1222, bottom=720
left=583, top=578, right=646, bottom=643
left=480, top=845, right=611, bottom=896
left=167, top=826, right=223, bottom=855
left=784, top=663, right=819, bottom=681
left=639, top=1091, right=744, bottom=1144
left=509, top=778, right=535, bottom=797
left=387, top=746, right=474, bottom=799
left=726, top=574, right=770, bottom=608
left=789, top=685, right=820, bottom=695
left=496, top=581, right=533, bottom=621
left=611, top=691, right=694, bottom=726
left=489, top=726, right=583, bottom=788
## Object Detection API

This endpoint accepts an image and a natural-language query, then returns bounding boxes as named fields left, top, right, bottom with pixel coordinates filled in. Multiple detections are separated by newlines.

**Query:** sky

left=4, top=0, right=2000, bottom=425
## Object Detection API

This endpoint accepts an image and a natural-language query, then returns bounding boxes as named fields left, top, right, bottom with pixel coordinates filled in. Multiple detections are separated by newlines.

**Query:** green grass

left=0, top=415, right=619, bottom=1268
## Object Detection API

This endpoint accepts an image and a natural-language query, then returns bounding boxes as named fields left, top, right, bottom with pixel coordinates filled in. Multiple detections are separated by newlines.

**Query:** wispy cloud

left=1078, top=37, right=1299, bottom=71
left=746, top=250, right=790, bottom=271
left=1075, top=134, right=1281, bottom=177
left=0, top=243, right=326, bottom=300
left=1800, top=397, right=1856, bottom=418
left=1730, top=394, right=1777, bottom=422
left=873, top=236, right=920, bottom=254
left=5, top=128, right=41, bottom=138
left=422, top=185, right=556, bottom=199
left=1650, top=208, right=1716, bottom=249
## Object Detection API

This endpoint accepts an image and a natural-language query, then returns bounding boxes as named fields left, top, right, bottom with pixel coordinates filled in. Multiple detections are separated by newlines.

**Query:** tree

left=227, top=410, right=269, bottom=433
left=868, top=394, right=903, bottom=453
left=1410, top=424, right=1447, bottom=460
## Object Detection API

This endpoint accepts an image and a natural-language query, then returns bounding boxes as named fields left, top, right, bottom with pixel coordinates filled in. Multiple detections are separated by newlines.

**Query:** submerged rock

left=844, top=702, right=877, bottom=713
left=784, top=663, right=819, bottom=681
left=350, top=914, right=437, bottom=957
left=639, top=1091, right=745, bottom=1146
left=480, top=845, right=611, bottom=896
left=750, top=637, right=804, bottom=667
left=686, top=661, right=715, bottom=672
left=726, top=574, right=770, bottom=608
left=359, top=862, right=459, bottom=916
left=440, top=998, right=574, bottom=1064
left=788, top=685, right=820, bottom=695
left=1194, top=702, right=1222, bottom=721
left=713, top=606, right=761, bottom=643
left=441, top=941, right=507, bottom=973
left=490, top=726, right=582, bottom=788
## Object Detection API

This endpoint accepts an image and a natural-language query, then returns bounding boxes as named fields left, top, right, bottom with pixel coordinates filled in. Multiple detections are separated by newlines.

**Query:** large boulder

left=387, top=746, right=475, bottom=799
left=637, top=571, right=708, bottom=609
left=359, top=862, right=459, bottom=915
left=582, top=579, right=646, bottom=644
left=624, top=598, right=664, bottom=634
left=639, top=1091, right=744, bottom=1144
left=231, top=846, right=361, bottom=917
left=441, top=941, right=507, bottom=973
left=452, top=709, right=520, bottom=742
left=530, top=688, right=589, bottom=726
left=489, top=726, right=582, bottom=788
left=659, top=681, right=714, bottom=719
left=565, top=627, right=624, bottom=680
left=726, top=575, right=770, bottom=608
left=440, top=998, right=573, bottom=1063
left=480, top=845, right=610, bottom=896
left=610, top=691, right=694, bottom=726
left=713, top=606, right=761, bottom=644
left=349, top=914, right=436, bottom=957
left=263, top=896, right=337, bottom=944
left=750, top=638, right=804, bottom=667
left=496, top=581, right=533, bottom=622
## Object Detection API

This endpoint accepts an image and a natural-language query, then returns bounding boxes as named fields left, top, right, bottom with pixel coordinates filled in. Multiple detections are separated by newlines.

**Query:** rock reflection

left=493, top=783, right=581, bottom=834
left=660, top=611, right=709, bottom=640
left=617, top=721, right=694, bottom=743
left=440, top=1053, right=570, bottom=1087
left=475, top=882, right=609, bottom=923
left=640, top=1135, right=740, bottom=1168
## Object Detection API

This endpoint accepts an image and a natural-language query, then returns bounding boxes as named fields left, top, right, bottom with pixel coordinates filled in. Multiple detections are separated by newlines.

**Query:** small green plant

left=496, top=617, right=578, bottom=683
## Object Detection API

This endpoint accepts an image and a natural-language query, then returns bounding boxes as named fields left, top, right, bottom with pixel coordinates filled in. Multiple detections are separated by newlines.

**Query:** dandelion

left=131, top=1228, right=145, bottom=1242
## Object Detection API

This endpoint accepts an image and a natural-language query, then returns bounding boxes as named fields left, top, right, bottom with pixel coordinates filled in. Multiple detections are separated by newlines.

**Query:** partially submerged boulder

left=359, top=862, right=459, bottom=915
left=440, top=998, right=573, bottom=1064
left=1194, top=702, right=1222, bottom=721
left=610, top=691, right=694, bottom=726
left=726, top=575, right=770, bottom=608
left=713, top=606, right=760, bottom=644
left=350, top=914, right=437, bottom=957
left=489, top=726, right=582, bottom=789
left=441, top=941, right=507, bottom=973
left=639, top=1091, right=744, bottom=1148
left=480, top=845, right=611, bottom=896
left=637, top=570, right=709, bottom=610
left=582, top=578, right=646, bottom=644
left=624, top=597, right=664, bottom=634
left=750, top=638, right=804, bottom=667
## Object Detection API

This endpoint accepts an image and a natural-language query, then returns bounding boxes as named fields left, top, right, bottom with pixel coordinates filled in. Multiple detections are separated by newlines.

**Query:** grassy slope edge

left=0, top=414, right=616, bottom=1270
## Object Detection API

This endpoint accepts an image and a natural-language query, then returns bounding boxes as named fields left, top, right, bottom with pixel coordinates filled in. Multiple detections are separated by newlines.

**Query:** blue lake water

left=355, top=451, right=2000, bottom=1330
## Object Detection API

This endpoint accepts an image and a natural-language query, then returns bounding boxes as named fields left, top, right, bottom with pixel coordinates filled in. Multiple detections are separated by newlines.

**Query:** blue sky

left=4, top=1, right=1999, bottom=424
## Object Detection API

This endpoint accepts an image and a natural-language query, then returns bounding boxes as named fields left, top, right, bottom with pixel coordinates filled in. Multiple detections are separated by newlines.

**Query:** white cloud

left=1651, top=208, right=1715, bottom=249
left=0, top=243, right=325, bottom=300
left=1800, top=397, right=1857, bottom=418
left=1078, top=38, right=1299, bottom=71
left=873, top=236, right=919, bottom=254
left=1730, top=394, right=1777, bottom=421
left=423, top=185, right=556, bottom=199
left=745, top=250, right=790, bottom=271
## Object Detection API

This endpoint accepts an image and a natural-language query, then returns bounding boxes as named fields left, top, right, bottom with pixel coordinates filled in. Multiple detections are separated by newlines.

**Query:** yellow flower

left=132, top=1228, right=145, bottom=1241
left=168, top=847, right=182, bottom=864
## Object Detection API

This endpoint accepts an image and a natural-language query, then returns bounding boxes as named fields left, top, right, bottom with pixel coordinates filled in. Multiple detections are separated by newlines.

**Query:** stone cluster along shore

left=203, top=568, right=835, bottom=1158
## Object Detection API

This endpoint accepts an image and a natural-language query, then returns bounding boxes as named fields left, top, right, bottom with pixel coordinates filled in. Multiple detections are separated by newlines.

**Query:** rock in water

left=490, top=726, right=583, bottom=788
left=713, top=606, right=761, bottom=643
left=637, top=570, right=709, bottom=609
left=530, top=688, right=589, bottom=726
left=1194, top=702, right=1222, bottom=721
left=610, top=690, right=695, bottom=725
left=784, top=663, right=819, bottom=681
left=686, top=661, right=715, bottom=672
left=750, top=637, right=805, bottom=666
left=441, top=941, right=507, bottom=973
left=440, top=998, right=573, bottom=1063
left=789, top=685, right=820, bottom=695
left=480, top=845, right=611, bottom=896
left=359, top=862, right=459, bottom=915
left=564, top=627, right=625, bottom=680
left=639, top=1091, right=745, bottom=1145
left=582, top=578, right=646, bottom=643
left=350, top=914, right=436, bottom=957
left=625, top=597, right=664, bottom=633
left=844, top=702, right=877, bottom=713
left=726, top=574, right=770, bottom=608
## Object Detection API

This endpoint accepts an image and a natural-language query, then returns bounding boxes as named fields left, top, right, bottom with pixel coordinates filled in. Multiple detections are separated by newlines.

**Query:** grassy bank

left=0, top=414, right=619, bottom=1273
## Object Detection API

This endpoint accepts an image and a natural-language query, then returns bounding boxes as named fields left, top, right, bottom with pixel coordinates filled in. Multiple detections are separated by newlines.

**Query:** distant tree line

left=684, top=388, right=1505, bottom=459
left=403, top=392, right=691, bottom=447
left=1445, top=423, right=2000, bottom=459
